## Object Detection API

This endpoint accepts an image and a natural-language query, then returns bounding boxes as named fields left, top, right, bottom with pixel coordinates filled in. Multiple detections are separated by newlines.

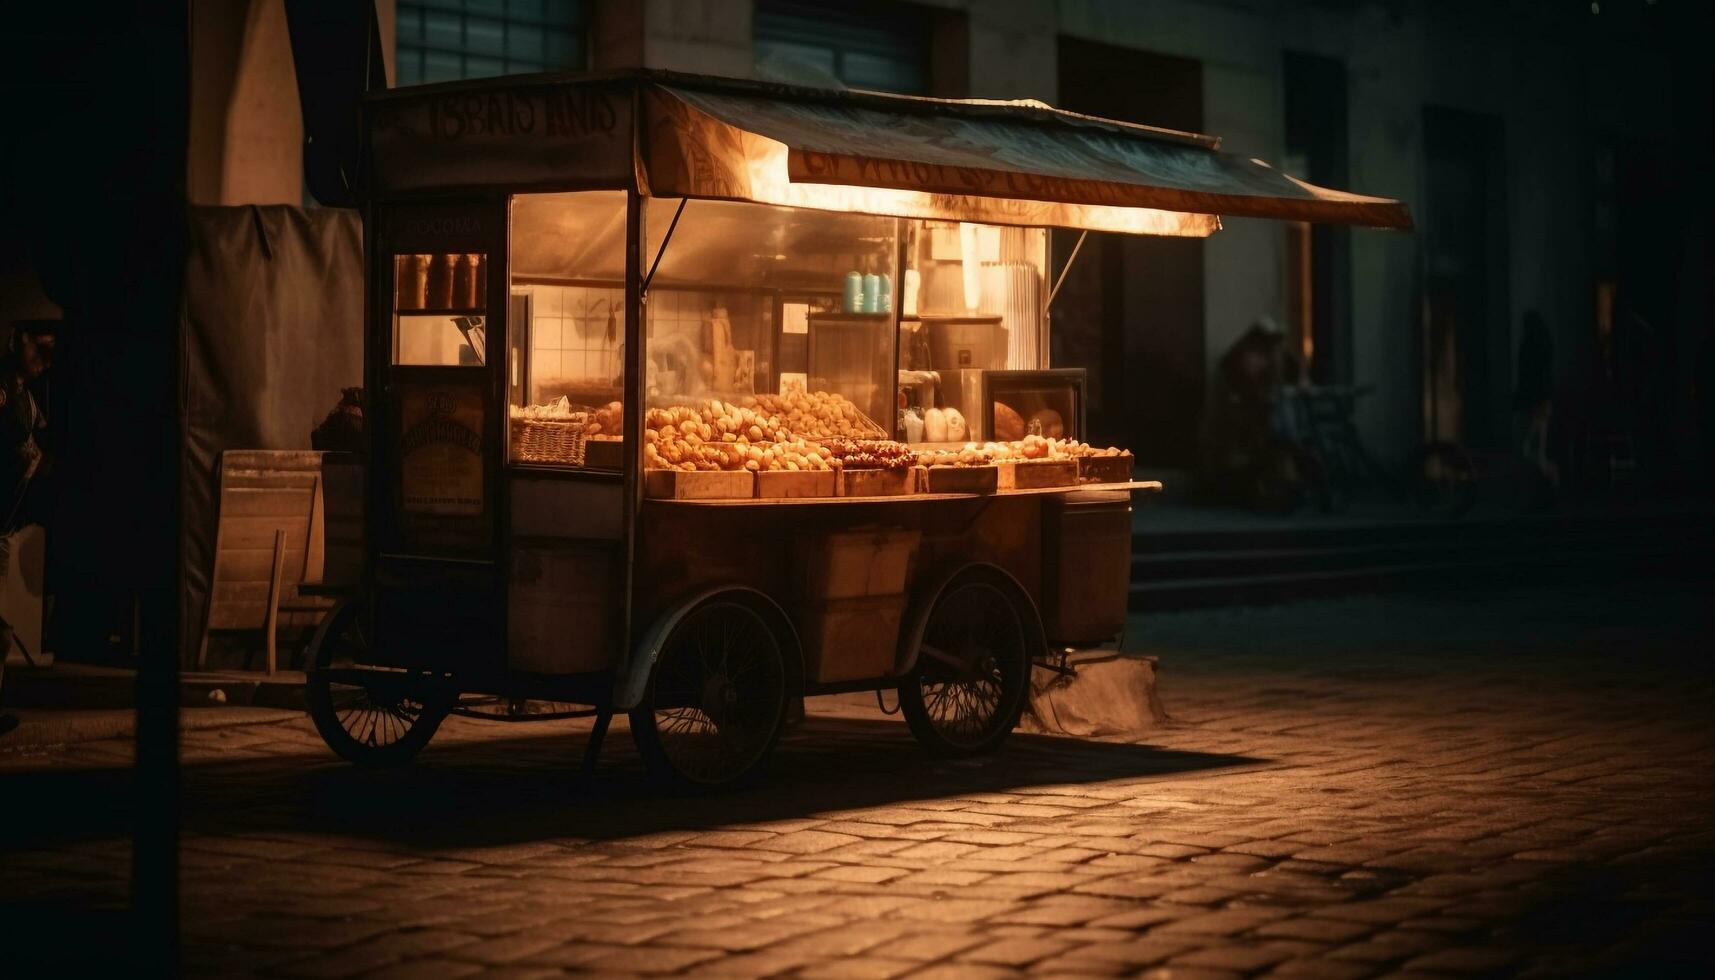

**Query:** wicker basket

left=510, top=416, right=588, bottom=466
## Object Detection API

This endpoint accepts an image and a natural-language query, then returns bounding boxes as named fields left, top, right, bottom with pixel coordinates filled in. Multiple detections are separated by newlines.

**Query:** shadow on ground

left=0, top=713, right=1266, bottom=853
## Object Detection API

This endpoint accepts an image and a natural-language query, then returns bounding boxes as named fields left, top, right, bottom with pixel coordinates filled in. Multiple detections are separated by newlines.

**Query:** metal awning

left=366, top=71, right=1411, bottom=236
left=645, top=78, right=1412, bottom=235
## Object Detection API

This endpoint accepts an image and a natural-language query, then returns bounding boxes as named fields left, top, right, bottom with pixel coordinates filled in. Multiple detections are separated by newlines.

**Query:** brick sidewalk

left=4, top=582, right=1713, bottom=978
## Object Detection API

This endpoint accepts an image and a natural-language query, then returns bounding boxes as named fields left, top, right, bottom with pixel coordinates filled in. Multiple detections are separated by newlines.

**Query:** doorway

left=1421, top=107, right=1508, bottom=449
left=1053, top=38, right=1204, bottom=465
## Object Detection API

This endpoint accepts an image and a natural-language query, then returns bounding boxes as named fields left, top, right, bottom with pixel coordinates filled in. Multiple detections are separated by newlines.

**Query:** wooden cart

left=305, top=71, right=1408, bottom=788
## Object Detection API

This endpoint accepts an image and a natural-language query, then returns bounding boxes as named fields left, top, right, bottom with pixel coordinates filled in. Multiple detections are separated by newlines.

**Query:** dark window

left=754, top=0, right=930, bottom=94
left=396, top=0, right=585, bottom=86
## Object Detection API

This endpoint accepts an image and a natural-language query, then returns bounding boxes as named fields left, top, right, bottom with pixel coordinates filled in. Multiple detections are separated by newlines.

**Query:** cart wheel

left=899, top=569, right=1031, bottom=757
left=305, top=601, right=451, bottom=768
left=630, top=597, right=788, bottom=790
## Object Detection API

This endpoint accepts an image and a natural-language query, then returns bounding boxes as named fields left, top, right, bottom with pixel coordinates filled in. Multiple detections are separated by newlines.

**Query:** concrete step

left=1127, top=506, right=1715, bottom=611
left=1129, top=540, right=1711, bottom=611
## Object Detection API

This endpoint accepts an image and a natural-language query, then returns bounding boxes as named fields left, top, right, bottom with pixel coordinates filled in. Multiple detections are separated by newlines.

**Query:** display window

left=392, top=252, right=489, bottom=366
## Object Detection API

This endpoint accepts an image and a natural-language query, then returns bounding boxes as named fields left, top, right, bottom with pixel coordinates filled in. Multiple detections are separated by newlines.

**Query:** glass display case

left=506, top=193, right=900, bottom=472
left=507, top=190, right=628, bottom=469
left=984, top=369, right=1088, bottom=442
left=393, top=252, right=489, bottom=366
left=895, top=222, right=1049, bottom=444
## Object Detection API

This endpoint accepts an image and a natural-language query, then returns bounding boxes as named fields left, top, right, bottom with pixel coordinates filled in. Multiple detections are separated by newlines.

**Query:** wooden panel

left=222, top=487, right=316, bottom=518
left=917, top=465, right=999, bottom=494
left=755, top=469, right=835, bottom=499
left=202, top=451, right=329, bottom=640
left=509, top=544, right=618, bottom=674
left=212, top=547, right=313, bottom=583
left=219, top=517, right=312, bottom=551
left=222, top=449, right=324, bottom=472
left=997, top=459, right=1077, bottom=490
left=644, top=468, right=754, bottom=500
left=838, top=468, right=912, bottom=497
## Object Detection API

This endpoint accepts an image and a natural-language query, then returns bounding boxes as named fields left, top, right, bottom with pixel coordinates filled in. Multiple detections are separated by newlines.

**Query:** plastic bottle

left=862, top=273, right=881, bottom=314
left=878, top=273, right=893, bottom=313
left=844, top=271, right=864, bottom=314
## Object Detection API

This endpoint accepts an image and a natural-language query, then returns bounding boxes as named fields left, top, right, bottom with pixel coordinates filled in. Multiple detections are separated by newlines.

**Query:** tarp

left=178, top=206, right=364, bottom=667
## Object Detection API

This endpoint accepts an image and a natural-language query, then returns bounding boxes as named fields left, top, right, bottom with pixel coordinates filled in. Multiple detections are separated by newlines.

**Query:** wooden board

left=644, top=467, right=754, bottom=500
left=649, top=480, right=1161, bottom=506
left=997, top=459, right=1078, bottom=490
left=1077, top=453, right=1135, bottom=484
left=755, top=468, right=836, bottom=499
left=917, top=464, right=999, bottom=494
left=838, top=468, right=912, bottom=497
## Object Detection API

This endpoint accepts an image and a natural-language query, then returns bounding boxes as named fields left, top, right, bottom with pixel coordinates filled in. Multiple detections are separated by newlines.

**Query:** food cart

left=305, top=70, right=1409, bottom=787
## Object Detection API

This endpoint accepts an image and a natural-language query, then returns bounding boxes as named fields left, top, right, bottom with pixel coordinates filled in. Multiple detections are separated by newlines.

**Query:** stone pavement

left=4, top=581, right=1713, bottom=978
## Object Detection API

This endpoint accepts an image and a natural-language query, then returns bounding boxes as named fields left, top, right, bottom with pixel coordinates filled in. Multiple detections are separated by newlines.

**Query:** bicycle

left=1278, top=384, right=1478, bottom=518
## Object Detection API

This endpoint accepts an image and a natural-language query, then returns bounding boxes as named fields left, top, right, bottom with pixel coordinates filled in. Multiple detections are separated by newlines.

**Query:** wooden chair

left=197, top=450, right=336, bottom=674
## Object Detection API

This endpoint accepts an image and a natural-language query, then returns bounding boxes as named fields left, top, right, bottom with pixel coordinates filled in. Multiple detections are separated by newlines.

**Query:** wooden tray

left=756, top=469, right=836, bottom=499
left=1077, top=453, right=1135, bottom=484
left=916, top=464, right=998, bottom=494
left=644, top=468, right=754, bottom=500
left=838, top=468, right=913, bottom=497
left=997, top=459, right=1077, bottom=490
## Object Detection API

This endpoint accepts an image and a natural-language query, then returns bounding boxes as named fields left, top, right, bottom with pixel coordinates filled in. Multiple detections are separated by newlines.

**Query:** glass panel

left=396, top=6, right=422, bottom=42
left=506, top=22, right=543, bottom=60
left=422, top=49, right=463, bottom=84
left=465, top=55, right=505, bottom=78
left=393, top=253, right=489, bottom=366
left=508, top=191, right=628, bottom=469
left=423, top=9, right=463, bottom=50
left=640, top=198, right=897, bottom=483
left=897, top=222, right=1049, bottom=445
left=464, top=15, right=505, bottom=56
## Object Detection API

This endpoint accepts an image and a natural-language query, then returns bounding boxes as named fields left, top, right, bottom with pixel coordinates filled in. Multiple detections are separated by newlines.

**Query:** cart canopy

left=368, top=70, right=1411, bottom=236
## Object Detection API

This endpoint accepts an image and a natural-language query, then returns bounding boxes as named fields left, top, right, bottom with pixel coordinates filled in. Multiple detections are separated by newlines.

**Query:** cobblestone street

left=5, top=581, right=1713, bottom=979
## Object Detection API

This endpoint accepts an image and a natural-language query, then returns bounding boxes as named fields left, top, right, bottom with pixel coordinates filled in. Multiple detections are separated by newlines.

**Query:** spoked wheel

left=305, top=601, right=451, bottom=768
left=899, top=570, right=1032, bottom=757
left=1416, top=441, right=1478, bottom=518
left=630, top=597, right=789, bottom=791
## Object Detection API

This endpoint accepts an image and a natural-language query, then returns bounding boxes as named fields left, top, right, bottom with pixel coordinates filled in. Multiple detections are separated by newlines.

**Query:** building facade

left=190, top=0, right=1712, bottom=476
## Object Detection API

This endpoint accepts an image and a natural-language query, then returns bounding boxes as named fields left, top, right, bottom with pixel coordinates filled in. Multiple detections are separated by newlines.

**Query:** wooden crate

left=917, top=464, right=998, bottom=494
left=644, top=468, right=754, bottom=500
left=1077, top=452, right=1135, bottom=484
left=755, top=468, right=836, bottom=499
left=997, top=459, right=1077, bottom=490
left=838, top=467, right=912, bottom=497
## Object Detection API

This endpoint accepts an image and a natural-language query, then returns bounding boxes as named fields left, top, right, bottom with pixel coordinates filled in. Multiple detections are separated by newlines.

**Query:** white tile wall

left=515, top=284, right=759, bottom=401
left=518, top=284, right=624, bottom=390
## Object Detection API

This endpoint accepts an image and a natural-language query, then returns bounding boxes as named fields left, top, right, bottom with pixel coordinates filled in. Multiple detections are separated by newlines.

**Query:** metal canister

left=425, top=253, right=454, bottom=309
left=395, top=254, right=427, bottom=310
left=452, top=253, right=474, bottom=309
